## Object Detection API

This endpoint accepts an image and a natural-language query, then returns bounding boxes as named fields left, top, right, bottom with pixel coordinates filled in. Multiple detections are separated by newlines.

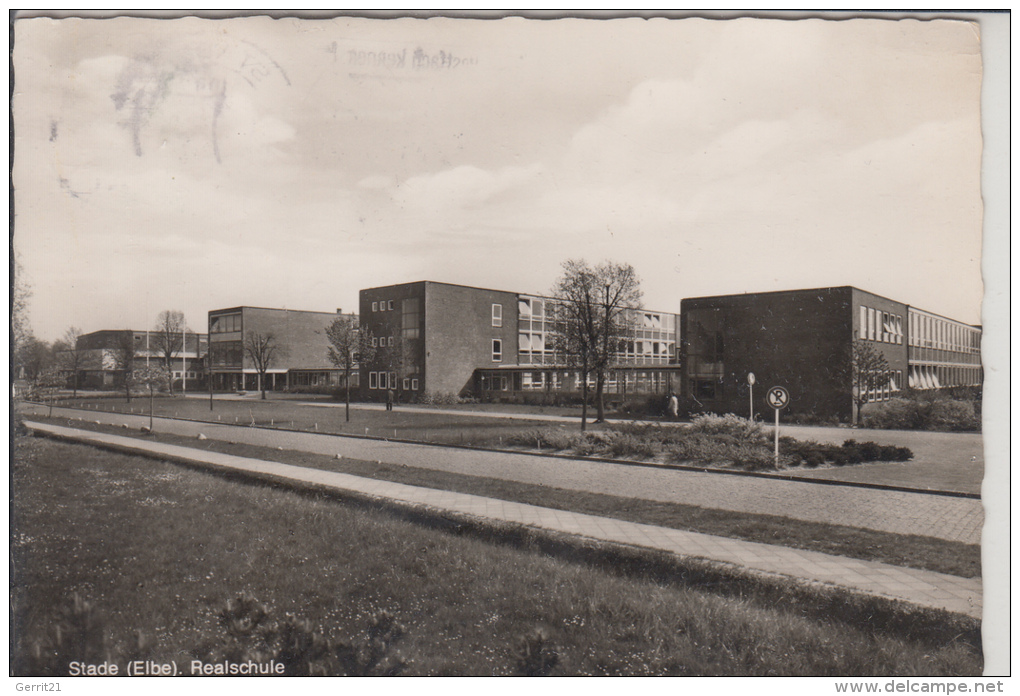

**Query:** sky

left=13, top=13, right=991, bottom=342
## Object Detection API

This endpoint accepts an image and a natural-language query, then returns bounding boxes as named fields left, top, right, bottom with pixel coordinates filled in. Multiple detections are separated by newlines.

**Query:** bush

left=926, top=400, right=980, bottom=432
left=863, top=396, right=981, bottom=432
left=415, top=391, right=478, bottom=406
left=687, top=413, right=767, bottom=444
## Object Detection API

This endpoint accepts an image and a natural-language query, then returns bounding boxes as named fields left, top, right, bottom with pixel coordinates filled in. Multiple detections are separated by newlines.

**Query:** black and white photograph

left=10, top=10, right=1009, bottom=685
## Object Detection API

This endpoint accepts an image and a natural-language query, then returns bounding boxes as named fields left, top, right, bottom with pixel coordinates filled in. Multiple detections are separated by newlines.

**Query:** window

left=492, top=303, right=502, bottom=327
left=369, top=372, right=378, bottom=389
left=492, top=339, right=502, bottom=362
left=372, top=302, right=378, bottom=312
left=371, top=337, right=378, bottom=347
left=389, top=372, right=397, bottom=389
left=387, top=300, right=394, bottom=311
left=388, top=336, right=393, bottom=347
left=411, top=379, right=419, bottom=391
left=403, top=378, right=410, bottom=390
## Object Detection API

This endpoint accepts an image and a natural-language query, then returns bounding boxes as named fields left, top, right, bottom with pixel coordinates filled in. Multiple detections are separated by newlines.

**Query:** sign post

left=765, top=386, right=790, bottom=467
left=747, top=372, right=756, bottom=421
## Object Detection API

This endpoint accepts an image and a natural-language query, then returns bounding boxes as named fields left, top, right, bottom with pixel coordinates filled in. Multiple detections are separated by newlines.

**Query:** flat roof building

left=680, top=286, right=981, bottom=422
left=207, top=306, right=355, bottom=392
left=75, top=329, right=207, bottom=390
left=358, top=280, right=683, bottom=403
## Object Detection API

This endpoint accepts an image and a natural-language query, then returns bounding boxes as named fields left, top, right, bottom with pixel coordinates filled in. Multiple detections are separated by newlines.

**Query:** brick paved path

left=22, top=421, right=982, bottom=619
left=21, top=404, right=983, bottom=544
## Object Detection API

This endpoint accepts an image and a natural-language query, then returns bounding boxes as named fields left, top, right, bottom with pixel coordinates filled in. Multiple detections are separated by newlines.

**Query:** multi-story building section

left=74, top=329, right=207, bottom=389
left=207, top=306, right=354, bottom=392
left=680, top=287, right=981, bottom=422
left=359, top=281, right=682, bottom=402
left=907, top=308, right=982, bottom=390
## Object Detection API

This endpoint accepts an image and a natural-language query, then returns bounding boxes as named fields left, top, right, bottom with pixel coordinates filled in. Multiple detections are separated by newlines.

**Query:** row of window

left=367, top=371, right=419, bottom=391
left=371, top=300, right=396, bottom=312
left=210, top=313, right=242, bottom=334
left=478, top=370, right=678, bottom=393
left=908, top=312, right=979, bottom=353
left=908, top=364, right=982, bottom=390
left=859, top=306, right=903, bottom=344
left=372, top=336, right=397, bottom=348
left=860, top=369, right=903, bottom=403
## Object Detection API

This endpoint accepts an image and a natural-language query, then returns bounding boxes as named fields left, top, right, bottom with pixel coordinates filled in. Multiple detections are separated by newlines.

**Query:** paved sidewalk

left=24, top=420, right=982, bottom=620
left=23, top=404, right=984, bottom=544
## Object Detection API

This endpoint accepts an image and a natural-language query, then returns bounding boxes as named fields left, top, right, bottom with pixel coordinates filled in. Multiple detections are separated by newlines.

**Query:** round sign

left=766, top=386, right=790, bottom=410
left=747, top=372, right=756, bottom=386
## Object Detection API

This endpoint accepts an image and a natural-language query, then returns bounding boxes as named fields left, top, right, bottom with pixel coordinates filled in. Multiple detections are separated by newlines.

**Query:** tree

left=243, top=331, right=284, bottom=400
left=135, top=365, right=169, bottom=432
left=325, top=314, right=376, bottom=422
left=849, top=339, right=890, bottom=426
left=152, top=310, right=189, bottom=396
left=60, top=327, right=88, bottom=397
left=15, top=336, right=53, bottom=382
left=112, top=332, right=138, bottom=403
left=33, top=367, right=66, bottom=416
left=552, top=259, right=642, bottom=429
left=12, top=257, right=32, bottom=369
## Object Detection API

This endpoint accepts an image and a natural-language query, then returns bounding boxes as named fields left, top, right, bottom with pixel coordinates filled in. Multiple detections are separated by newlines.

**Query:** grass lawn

left=58, top=394, right=587, bottom=444
left=21, top=415, right=982, bottom=579
left=11, top=435, right=981, bottom=676
left=46, top=397, right=984, bottom=487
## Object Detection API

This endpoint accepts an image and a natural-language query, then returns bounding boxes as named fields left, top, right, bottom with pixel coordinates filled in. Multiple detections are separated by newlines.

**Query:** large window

left=210, top=313, right=241, bottom=334
left=492, top=339, right=502, bottom=362
left=402, top=297, right=420, bottom=339
left=492, top=304, right=502, bottom=327
left=369, top=372, right=378, bottom=389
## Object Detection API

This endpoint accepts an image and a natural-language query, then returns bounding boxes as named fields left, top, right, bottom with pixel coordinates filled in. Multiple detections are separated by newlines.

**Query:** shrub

left=687, top=413, right=767, bottom=444
left=926, top=400, right=980, bottom=432
left=415, top=391, right=478, bottom=406
left=606, top=433, right=660, bottom=460
left=863, top=396, right=981, bottom=432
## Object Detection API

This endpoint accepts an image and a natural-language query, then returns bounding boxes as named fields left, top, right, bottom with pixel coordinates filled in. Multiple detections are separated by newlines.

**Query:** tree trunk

left=580, top=372, right=589, bottom=432
left=345, top=369, right=351, bottom=422
left=595, top=371, right=606, bottom=423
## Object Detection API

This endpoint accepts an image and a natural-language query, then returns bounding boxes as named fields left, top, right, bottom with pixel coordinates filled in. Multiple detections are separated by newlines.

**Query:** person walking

left=667, top=393, right=679, bottom=421
left=386, top=388, right=394, bottom=412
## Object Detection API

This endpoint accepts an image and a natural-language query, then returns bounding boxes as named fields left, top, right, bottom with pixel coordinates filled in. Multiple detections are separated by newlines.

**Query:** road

left=20, top=403, right=983, bottom=544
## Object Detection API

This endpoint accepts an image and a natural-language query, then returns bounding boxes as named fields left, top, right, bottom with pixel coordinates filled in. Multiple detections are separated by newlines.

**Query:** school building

left=74, top=329, right=207, bottom=389
left=206, top=306, right=357, bottom=392
left=358, top=280, right=683, bottom=403
left=680, top=286, right=982, bottom=422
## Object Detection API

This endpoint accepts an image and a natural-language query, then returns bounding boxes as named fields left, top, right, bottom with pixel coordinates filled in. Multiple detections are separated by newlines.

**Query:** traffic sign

left=766, top=386, right=789, bottom=410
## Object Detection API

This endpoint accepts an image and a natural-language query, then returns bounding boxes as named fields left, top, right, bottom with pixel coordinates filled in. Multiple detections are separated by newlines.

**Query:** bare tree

left=243, top=331, right=284, bottom=400
left=552, top=259, right=642, bottom=429
left=152, top=310, right=187, bottom=396
left=135, top=364, right=169, bottom=432
left=12, top=257, right=33, bottom=378
left=34, top=367, right=66, bottom=416
left=849, top=339, right=890, bottom=426
left=60, top=327, right=89, bottom=397
left=112, top=332, right=138, bottom=403
left=325, top=314, right=376, bottom=422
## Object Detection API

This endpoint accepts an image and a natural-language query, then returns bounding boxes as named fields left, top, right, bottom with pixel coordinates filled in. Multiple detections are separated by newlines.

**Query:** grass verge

left=12, top=435, right=981, bottom=676
left=22, top=416, right=980, bottom=578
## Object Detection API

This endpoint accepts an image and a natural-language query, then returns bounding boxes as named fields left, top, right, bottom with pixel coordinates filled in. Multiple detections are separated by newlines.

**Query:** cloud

left=392, top=163, right=542, bottom=212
